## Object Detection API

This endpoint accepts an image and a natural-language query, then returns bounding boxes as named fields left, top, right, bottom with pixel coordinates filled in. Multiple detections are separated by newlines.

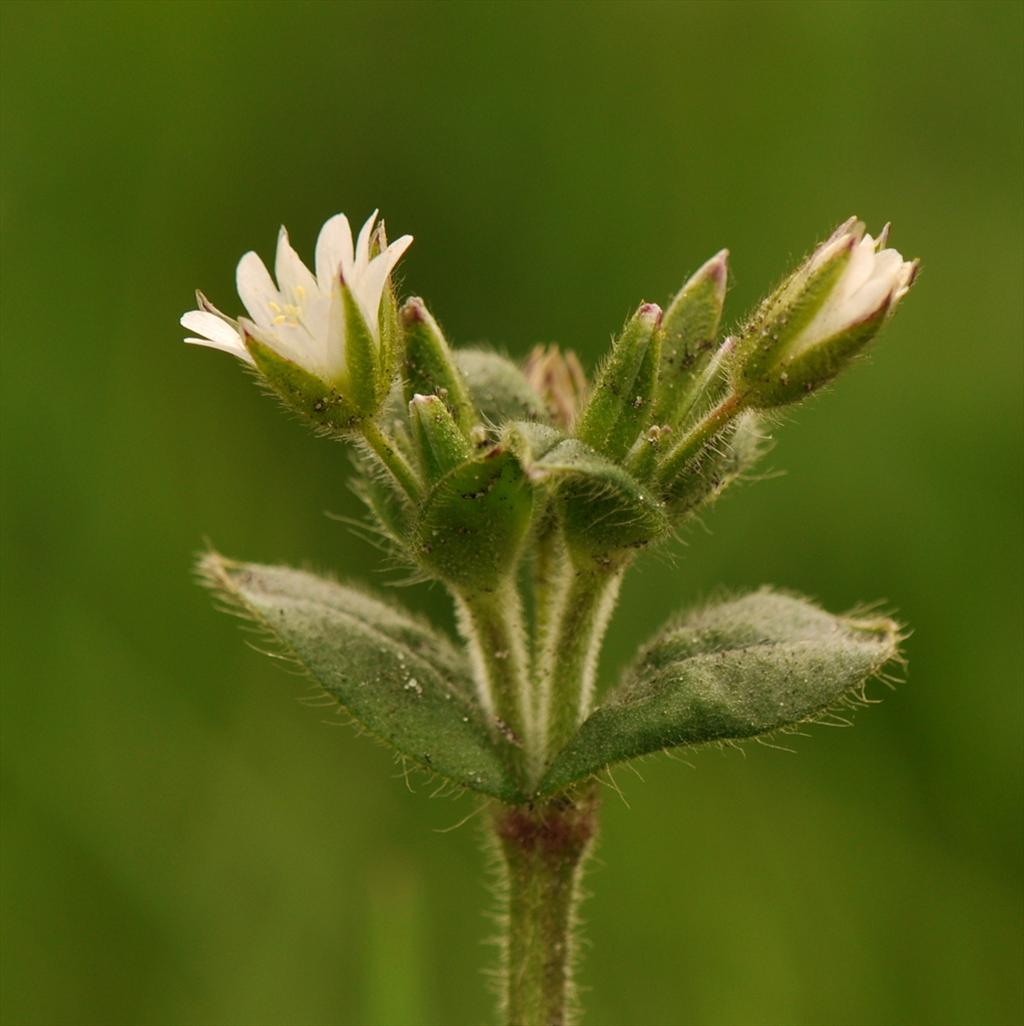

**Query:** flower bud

left=181, top=211, right=412, bottom=426
left=654, top=249, right=728, bottom=427
left=409, top=393, right=473, bottom=485
left=732, top=218, right=918, bottom=408
left=400, top=297, right=476, bottom=436
left=523, top=344, right=588, bottom=429
left=574, top=302, right=662, bottom=462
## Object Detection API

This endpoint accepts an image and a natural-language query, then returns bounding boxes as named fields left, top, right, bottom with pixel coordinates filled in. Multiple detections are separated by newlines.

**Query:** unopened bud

left=575, top=303, right=662, bottom=461
left=401, top=297, right=476, bottom=434
left=733, top=218, right=918, bottom=408
left=524, top=344, right=589, bottom=429
left=409, top=393, right=473, bottom=484
left=655, top=249, right=728, bottom=426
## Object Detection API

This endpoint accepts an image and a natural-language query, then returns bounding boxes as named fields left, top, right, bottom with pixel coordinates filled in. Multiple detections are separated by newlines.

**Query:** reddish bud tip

left=401, top=296, right=428, bottom=325
left=638, top=302, right=664, bottom=326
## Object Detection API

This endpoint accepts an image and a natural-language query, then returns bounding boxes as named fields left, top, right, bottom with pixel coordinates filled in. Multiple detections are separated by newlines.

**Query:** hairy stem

left=360, top=418, right=423, bottom=500
left=455, top=578, right=537, bottom=779
left=493, top=790, right=598, bottom=1026
left=656, top=390, right=743, bottom=487
left=539, top=561, right=625, bottom=764
left=530, top=510, right=564, bottom=677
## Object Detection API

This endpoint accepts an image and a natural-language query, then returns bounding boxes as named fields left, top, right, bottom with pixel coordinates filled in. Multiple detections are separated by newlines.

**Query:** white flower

left=181, top=211, right=412, bottom=384
left=784, top=218, right=917, bottom=358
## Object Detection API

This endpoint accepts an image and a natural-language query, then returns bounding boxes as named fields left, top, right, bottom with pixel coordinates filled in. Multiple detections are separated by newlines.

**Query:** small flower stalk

left=187, top=211, right=918, bottom=1026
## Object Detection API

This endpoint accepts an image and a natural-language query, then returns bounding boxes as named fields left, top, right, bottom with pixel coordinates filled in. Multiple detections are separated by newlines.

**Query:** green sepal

left=376, top=283, right=401, bottom=407
left=537, top=589, right=900, bottom=796
left=655, top=250, right=728, bottom=427
left=413, top=446, right=534, bottom=590
left=244, top=334, right=361, bottom=434
left=340, top=281, right=381, bottom=416
left=732, top=236, right=854, bottom=394
left=743, top=304, right=890, bottom=408
left=574, top=303, right=662, bottom=462
left=455, top=348, right=547, bottom=425
left=199, top=552, right=521, bottom=801
left=409, top=393, right=473, bottom=484
left=401, top=298, right=476, bottom=435
left=526, top=436, right=670, bottom=565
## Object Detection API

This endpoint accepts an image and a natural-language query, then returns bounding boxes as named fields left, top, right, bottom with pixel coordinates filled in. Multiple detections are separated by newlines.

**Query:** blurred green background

left=3, top=2, right=1021, bottom=1024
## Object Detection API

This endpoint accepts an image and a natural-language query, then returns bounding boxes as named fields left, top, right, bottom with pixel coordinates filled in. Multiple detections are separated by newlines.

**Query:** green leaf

left=199, top=552, right=520, bottom=801
left=538, top=589, right=900, bottom=795
left=456, top=348, right=547, bottom=425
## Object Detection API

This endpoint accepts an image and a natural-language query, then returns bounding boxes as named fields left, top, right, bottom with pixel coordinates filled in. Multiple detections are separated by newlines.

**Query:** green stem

left=360, top=419, right=422, bottom=500
left=540, top=562, right=625, bottom=764
left=530, top=509, right=564, bottom=677
left=493, top=791, right=598, bottom=1026
left=656, top=390, right=744, bottom=487
left=455, top=578, right=536, bottom=780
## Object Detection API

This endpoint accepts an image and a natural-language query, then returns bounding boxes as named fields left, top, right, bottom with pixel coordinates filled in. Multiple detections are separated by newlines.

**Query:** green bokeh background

left=3, top=2, right=1022, bottom=1024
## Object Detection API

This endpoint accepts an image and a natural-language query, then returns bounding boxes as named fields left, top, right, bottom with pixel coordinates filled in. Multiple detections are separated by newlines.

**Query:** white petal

left=323, top=290, right=347, bottom=381
left=315, top=214, right=354, bottom=289
left=353, top=209, right=379, bottom=277
left=353, top=251, right=393, bottom=334
left=839, top=234, right=878, bottom=298
left=845, top=274, right=893, bottom=322
left=238, top=317, right=305, bottom=369
left=275, top=226, right=318, bottom=299
left=867, top=247, right=905, bottom=285
left=383, top=233, right=414, bottom=274
left=236, top=251, right=278, bottom=326
left=183, top=327, right=254, bottom=365
left=180, top=309, right=240, bottom=347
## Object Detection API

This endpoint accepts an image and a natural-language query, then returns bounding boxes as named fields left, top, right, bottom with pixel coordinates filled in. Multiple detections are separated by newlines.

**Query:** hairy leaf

left=199, top=553, right=520, bottom=800
left=538, top=589, right=900, bottom=795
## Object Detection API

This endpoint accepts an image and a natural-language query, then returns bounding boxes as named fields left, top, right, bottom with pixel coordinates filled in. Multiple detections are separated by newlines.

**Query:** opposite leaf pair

left=201, top=554, right=900, bottom=802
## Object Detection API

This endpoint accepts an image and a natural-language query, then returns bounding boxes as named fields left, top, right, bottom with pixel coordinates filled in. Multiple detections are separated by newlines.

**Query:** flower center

left=268, top=285, right=307, bottom=327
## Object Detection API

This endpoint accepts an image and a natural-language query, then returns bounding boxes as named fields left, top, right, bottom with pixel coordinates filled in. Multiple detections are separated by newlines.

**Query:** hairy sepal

left=456, top=348, right=549, bottom=426
left=526, top=435, right=670, bottom=565
left=412, top=446, right=534, bottom=590
left=199, top=552, right=520, bottom=800
left=538, top=589, right=901, bottom=795
left=245, top=336, right=361, bottom=435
